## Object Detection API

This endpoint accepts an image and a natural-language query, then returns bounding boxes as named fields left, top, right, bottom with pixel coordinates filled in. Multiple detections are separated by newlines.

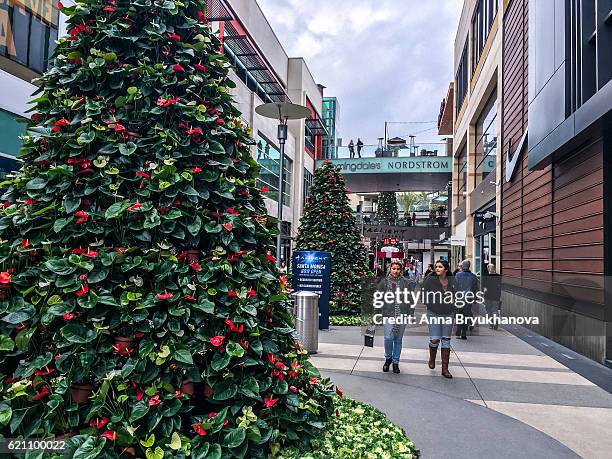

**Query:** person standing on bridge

left=379, top=260, right=411, bottom=374
left=356, top=138, right=364, bottom=158
left=348, top=139, right=355, bottom=158
left=423, top=259, right=455, bottom=378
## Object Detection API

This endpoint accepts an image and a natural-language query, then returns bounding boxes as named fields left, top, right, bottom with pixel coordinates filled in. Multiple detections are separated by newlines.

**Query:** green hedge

left=329, top=315, right=367, bottom=326
left=277, top=397, right=419, bottom=458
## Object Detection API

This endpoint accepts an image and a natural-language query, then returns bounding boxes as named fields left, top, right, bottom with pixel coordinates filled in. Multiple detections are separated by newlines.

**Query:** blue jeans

left=427, top=312, right=453, bottom=348
left=383, top=322, right=406, bottom=363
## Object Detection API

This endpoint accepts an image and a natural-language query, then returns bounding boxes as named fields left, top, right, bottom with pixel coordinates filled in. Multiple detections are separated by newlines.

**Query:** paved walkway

left=311, top=308, right=612, bottom=458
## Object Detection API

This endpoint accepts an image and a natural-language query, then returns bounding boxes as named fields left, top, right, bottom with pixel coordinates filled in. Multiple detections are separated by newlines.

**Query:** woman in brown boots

left=422, top=260, right=455, bottom=378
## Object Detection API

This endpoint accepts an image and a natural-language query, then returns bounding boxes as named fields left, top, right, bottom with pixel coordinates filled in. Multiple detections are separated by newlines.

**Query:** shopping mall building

left=0, top=0, right=328, bottom=265
left=442, top=0, right=612, bottom=365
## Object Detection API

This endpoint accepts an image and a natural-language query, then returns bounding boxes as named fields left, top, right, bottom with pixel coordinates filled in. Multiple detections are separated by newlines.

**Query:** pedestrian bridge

left=317, top=143, right=494, bottom=192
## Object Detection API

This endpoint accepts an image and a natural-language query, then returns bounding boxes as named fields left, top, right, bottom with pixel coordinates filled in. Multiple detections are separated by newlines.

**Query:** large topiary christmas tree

left=375, top=192, right=397, bottom=225
left=295, top=161, right=369, bottom=315
left=0, top=1, right=334, bottom=457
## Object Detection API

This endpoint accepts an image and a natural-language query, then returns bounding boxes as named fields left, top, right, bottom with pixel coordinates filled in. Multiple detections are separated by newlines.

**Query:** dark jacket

left=454, top=270, right=479, bottom=294
left=423, top=274, right=455, bottom=315
left=376, top=275, right=413, bottom=317
left=482, top=273, right=501, bottom=301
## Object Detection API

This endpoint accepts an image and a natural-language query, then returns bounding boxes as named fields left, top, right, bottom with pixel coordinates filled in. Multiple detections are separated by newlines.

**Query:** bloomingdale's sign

left=318, top=157, right=452, bottom=174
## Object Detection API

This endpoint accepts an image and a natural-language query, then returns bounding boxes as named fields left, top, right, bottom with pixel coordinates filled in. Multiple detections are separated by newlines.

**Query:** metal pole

left=276, top=123, right=288, bottom=267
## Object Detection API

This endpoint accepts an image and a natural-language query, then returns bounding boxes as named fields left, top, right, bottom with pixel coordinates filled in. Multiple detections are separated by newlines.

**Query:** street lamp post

left=255, top=102, right=311, bottom=267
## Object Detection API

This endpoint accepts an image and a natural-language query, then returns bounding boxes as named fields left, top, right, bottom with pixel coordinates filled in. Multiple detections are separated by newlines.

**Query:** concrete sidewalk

left=311, top=314, right=612, bottom=458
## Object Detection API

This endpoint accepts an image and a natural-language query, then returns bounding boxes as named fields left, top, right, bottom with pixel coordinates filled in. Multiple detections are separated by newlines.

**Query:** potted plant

left=70, top=382, right=93, bottom=405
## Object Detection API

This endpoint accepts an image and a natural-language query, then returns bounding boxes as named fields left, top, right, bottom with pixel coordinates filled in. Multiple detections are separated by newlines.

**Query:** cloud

left=256, top=0, right=462, bottom=145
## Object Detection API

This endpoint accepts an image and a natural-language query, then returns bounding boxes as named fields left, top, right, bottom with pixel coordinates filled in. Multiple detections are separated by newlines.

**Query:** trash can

left=292, top=291, right=319, bottom=354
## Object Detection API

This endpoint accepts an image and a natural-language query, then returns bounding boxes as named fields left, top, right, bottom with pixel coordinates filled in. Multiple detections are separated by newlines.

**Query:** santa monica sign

left=317, top=157, right=452, bottom=174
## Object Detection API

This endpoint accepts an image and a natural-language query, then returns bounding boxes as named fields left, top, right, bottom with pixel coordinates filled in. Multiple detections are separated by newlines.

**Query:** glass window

left=474, top=93, right=497, bottom=186
left=303, top=169, right=314, bottom=206
left=455, top=40, right=469, bottom=115
left=472, top=0, right=498, bottom=73
left=282, top=157, right=292, bottom=207
left=29, top=14, right=45, bottom=73
left=457, top=144, right=467, bottom=197
left=305, top=123, right=315, bottom=153
left=11, top=7, right=30, bottom=66
left=255, top=133, right=291, bottom=207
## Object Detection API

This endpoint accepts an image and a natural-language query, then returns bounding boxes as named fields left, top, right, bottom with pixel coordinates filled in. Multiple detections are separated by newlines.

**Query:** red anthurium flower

left=0, top=272, right=11, bottom=284
left=31, top=386, right=50, bottom=401
left=135, top=331, right=145, bottom=339
left=115, top=248, right=126, bottom=254
left=275, top=361, right=286, bottom=371
left=193, top=423, right=207, bottom=436
left=291, top=361, right=301, bottom=371
left=57, top=1, right=63, bottom=8
left=76, top=284, right=89, bottom=297
left=113, top=123, right=125, bottom=132
left=84, top=250, right=98, bottom=258
left=0, top=201, right=12, bottom=208
left=266, top=353, right=277, bottom=364
left=103, top=5, right=115, bottom=12
left=227, top=290, right=237, bottom=298
left=335, top=386, right=344, bottom=397
left=194, top=63, right=206, bottom=72
left=62, top=313, right=75, bottom=320
left=148, top=395, right=161, bottom=406
left=289, top=385, right=297, bottom=393
left=136, top=389, right=144, bottom=401
left=34, top=367, right=54, bottom=376
left=261, top=187, right=269, bottom=193
left=74, top=210, right=89, bottom=224
left=21, top=239, right=31, bottom=248
left=209, top=335, right=225, bottom=347
left=186, top=127, right=201, bottom=135
left=71, top=248, right=85, bottom=255
left=247, top=289, right=256, bottom=297
left=155, top=291, right=173, bottom=300
left=192, top=167, right=202, bottom=173
left=222, top=223, right=233, bottom=232
left=197, top=10, right=206, bottom=22
left=215, top=118, right=225, bottom=125
left=53, top=118, right=69, bottom=132
left=172, top=64, right=185, bottom=72
left=288, top=371, right=297, bottom=379
left=227, top=208, right=239, bottom=216
left=127, top=202, right=142, bottom=211
left=135, top=171, right=150, bottom=180
left=263, top=396, right=278, bottom=408
left=182, top=295, right=196, bottom=302
left=15, top=325, right=27, bottom=331
left=89, top=417, right=110, bottom=429
left=100, top=430, right=117, bottom=441
left=189, top=261, right=202, bottom=272
left=79, top=274, right=87, bottom=281
left=167, top=32, right=181, bottom=41
left=24, top=199, right=36, bottom=205
left=265, top=254, right=276, bottom=263
left=309, top=377, right=320, bottom=386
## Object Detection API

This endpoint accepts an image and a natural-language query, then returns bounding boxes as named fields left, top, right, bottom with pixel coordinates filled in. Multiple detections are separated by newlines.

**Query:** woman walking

left=423, top=260, right=455, bottom=378
left=379, top=260, right=411, bottom=374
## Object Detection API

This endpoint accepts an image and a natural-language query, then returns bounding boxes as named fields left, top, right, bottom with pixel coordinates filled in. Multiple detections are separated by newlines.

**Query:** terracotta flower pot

left=185, top=250, right=200, bottom=263
left=181, top=379, right=195, bottom=396
left=70, top=384, right=92, bottom=404
left=114, top=336, right=135, bottom=356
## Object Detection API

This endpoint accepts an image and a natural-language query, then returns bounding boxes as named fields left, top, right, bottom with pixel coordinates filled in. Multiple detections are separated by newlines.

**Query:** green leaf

left=2, top=304, right=35, bottom=324
left=77, top=131, right=95, bottom=145
left=192, top=299, right=215, bottom=314
left=0, top=335, right=14, bottom=351
left=15, top=328, right=34, bottom=351
left=205, top=444, right=221, bottom=459
left=72, top=436, right=107, bottom=459
left=105, top=202, right=129, bottom=219
left=60, top=323, right=97, bottom=343
left=145, top=447, right=164, bottom=459
left=226, top=341, right=244, bottom=358
left=167, top=432, right=181, bottom=450
left=211, top=352, right=230, bottom=372
left=140, top=434, right=155, bottom=447
left=25, top=177, right=48, bottom=190
left=223, top=427, right=246, bottom=448
left=53, top=218, right=72, bottom=233
left=127, top=86, right=138, bottom=95
left=129, top=401, right=150, bottom=423
left=64, top=196, right=81, bottom=214
left=0, top=402, right=12, bottom=426
left=173, top=348, right=193, bottom=365
left=119, top=142, right=137, bottom=155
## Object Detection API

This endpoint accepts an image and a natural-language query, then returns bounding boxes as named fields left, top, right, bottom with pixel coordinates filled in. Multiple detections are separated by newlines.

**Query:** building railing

left=335, top=143, right=448, bottom=159
left=355, top=211, right=449, bottom=228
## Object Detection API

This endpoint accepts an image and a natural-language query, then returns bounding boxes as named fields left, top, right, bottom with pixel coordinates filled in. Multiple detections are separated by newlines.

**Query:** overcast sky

left=256, top=0, right=462, bottom=147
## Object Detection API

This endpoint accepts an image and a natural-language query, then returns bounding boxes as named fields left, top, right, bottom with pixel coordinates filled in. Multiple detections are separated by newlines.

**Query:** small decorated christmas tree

left=0, top=1, right=333, bottom=456
left=375, top=192, right=398, bottom=225
left=295, top=161, right=370, bottom=315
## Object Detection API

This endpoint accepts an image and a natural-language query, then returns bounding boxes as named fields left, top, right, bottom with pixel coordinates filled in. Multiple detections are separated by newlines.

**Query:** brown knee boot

left=441, top=348, right=453, bottom=379
left=428, top=345, right=438, bottom=369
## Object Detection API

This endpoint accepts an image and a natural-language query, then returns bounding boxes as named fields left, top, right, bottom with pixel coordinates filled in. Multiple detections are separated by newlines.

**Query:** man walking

left=482, top=264, right=501, bottom=329
left=454, top=259, right=479, bottom=339
left=403, top=261, right=421, bottom=292
left=348, top=139, right=355, bottom=158
left=356, top=138, right=364, bottom=158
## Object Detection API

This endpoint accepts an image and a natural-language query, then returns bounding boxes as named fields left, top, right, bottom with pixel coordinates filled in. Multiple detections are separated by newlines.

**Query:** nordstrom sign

left=317, top=157, right=452, bottom=174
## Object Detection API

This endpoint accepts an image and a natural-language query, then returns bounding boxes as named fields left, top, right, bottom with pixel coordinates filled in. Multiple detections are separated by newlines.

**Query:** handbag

left=364, top=324, right=375, bottom=347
